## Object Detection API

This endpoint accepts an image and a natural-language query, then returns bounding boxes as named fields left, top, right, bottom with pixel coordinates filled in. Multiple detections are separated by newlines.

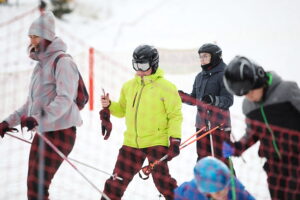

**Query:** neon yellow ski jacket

left=109, top=69, right=182, bottom=148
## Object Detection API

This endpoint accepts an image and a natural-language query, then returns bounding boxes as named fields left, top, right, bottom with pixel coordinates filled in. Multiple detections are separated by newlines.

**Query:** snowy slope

left=1, top=0, right=300, bottom=199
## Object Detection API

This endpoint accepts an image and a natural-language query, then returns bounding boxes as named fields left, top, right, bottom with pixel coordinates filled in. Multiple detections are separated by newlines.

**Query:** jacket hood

left=29, top=37, right=67, bottom=61
left=28, top=11, right=56, bottom=41
left=264, top=71, right=282, bottom=96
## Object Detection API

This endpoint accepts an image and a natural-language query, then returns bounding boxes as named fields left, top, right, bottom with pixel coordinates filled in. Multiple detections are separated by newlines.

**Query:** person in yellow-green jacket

left=100, top=44, right=183, bottom=200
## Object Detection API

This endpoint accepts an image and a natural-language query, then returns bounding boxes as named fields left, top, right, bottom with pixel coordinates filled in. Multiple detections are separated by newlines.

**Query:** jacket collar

left=202, top=61, right=225, bottom=76
left=135, top=68, right=164, bottom=85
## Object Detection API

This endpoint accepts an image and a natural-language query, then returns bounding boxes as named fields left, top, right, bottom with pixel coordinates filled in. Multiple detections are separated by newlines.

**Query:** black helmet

left=198, top=43, right=222, bottom=70
left=132, top=45, right=159, bottom=74
left=223, top=56, right=268, bottom=96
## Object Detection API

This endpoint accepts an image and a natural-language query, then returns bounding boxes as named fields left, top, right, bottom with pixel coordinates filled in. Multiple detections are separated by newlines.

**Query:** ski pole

left=7, top=132, right=31, bottom=144
left=179, top=124, right=223, bottom=150
left=179, top=126, right=206, bottom=147
left=6, top=131, right=122, bottom=183
left=68, top=158, right=123, bottom=181
left=35, top=131, right=111, bottom=200
left=206, top=110, right=215, bottom=157
left=139, top=124, right=223, bottom=179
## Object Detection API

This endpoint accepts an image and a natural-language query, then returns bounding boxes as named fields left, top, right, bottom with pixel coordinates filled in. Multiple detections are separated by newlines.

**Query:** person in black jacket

left=223, top=55, right=300, bottom=200
left=179, top=43, right=233, bottom=165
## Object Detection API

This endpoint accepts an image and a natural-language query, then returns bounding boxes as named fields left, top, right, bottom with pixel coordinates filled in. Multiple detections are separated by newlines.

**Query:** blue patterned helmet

left=194, top=156, right=230, bottom=193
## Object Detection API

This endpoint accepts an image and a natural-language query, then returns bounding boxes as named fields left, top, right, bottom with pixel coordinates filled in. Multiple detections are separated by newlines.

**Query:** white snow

left=1, top=0, right=300, bottom=199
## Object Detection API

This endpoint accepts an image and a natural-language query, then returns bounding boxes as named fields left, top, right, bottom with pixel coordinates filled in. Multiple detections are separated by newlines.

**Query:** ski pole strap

left=138, top=166, right=151, bottom=180
left=138, top=172, right=150, bottom=180
left=259, top=104, right=281, bottom=159
left=138, top=155, right=168, bottom=180
left=138, top=161, right=158, bottom=180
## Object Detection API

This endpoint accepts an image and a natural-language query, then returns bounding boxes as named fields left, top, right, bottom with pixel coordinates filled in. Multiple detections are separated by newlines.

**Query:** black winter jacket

left=190, top=61, right=233, bottom=128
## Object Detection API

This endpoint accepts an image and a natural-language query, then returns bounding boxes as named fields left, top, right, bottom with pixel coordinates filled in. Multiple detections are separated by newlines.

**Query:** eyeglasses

left=199, top=55, right=211, bottom=60
left=132, top=61, right=151, bottom=72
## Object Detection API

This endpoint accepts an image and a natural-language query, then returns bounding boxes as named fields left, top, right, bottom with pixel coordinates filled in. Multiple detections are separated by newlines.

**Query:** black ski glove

left=21, top=116, right=38, bottom=131
left=202, top=94, right=216, bottom=105
left=166, top=137, right=181, bottom=161
left=99, top=108, right=112, bottom=140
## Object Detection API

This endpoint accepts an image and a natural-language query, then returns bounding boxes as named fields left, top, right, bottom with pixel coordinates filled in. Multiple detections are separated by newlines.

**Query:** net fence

left=0, top=5, right=299, bottom=200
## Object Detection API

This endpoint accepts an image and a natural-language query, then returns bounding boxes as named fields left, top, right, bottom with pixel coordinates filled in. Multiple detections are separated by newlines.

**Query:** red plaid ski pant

left=101, top=145, right=177, bottom=200
left=196, top=129, right=231, bottom=166
left=27, top=127, right=76, bottom=200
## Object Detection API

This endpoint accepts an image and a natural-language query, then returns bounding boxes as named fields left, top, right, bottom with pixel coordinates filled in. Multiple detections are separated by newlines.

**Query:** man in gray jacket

left=223, top=55, right=300, bottom=200
left=0, top=12, right=82, bottom=200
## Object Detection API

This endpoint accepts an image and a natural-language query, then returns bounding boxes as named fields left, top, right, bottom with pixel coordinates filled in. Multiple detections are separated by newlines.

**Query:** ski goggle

left=132, top=60, right=151, bottom=72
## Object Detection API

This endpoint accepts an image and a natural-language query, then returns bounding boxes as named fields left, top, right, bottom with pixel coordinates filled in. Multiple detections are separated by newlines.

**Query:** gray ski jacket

left=4, top=37, right=82, bottom=132
left=243, top=71, right=300, bottom=131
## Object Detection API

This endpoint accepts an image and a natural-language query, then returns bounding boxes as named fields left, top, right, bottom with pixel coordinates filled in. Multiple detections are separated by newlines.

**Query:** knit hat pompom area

left=28, top=11, right=55, bottom=41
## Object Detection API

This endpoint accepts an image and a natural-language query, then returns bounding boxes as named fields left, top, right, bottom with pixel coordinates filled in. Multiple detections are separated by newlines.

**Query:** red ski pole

left=139, top=124, right=223, bottom=180
left=180, top=124, right=223, bottom=150
left=179, top=126, right=206, bottom=147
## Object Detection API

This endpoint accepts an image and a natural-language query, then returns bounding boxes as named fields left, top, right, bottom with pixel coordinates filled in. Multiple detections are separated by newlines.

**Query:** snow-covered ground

left=1, top=0, right=300, bottom=199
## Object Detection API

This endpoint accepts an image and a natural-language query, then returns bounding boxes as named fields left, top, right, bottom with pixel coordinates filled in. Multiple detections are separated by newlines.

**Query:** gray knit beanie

left=28, top=11, right=55, bottom=41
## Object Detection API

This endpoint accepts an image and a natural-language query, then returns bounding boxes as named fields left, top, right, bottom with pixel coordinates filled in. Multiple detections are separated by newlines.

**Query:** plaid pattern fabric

left=101, top=145, right=177, bottom=200
left=257, top=125, right=300, bottom=200
left=196, top=129, right=231, bottom=166
left=27, top=127, right=76, bottom=200
left=235, top=119, right=300, bottom=200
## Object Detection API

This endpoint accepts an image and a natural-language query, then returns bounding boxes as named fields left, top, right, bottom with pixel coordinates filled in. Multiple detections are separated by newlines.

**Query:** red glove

left=99, top=108, right=112, bottom=140
left=0, top=121, right=9, bottom=138
left=166, top=137, right=181, bottom=161
left=21, top=116, right=38, bottom=131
